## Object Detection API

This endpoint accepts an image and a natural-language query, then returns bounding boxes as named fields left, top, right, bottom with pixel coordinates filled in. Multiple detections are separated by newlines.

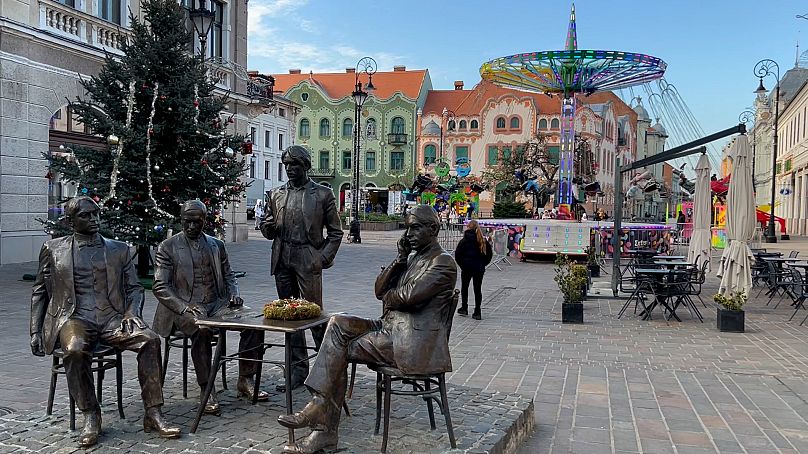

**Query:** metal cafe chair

left=47, top=344, right=124, bottom=430
left=162, top=329, right=227, bottom=398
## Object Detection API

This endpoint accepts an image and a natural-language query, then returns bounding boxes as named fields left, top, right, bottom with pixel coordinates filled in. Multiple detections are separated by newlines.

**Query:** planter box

left=579, top=284, right=588, bottom=299
left=717, top=308, right=744, bottom=332
left=589, top=264, right=600, bottom=278
left=562, top=302, right=584, bottom=324
left=343, top=221, right=400, bottom=231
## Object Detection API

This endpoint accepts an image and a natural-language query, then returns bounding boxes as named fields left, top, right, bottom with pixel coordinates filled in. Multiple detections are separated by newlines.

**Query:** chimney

left=454, top=80, right=464, bottom=90
left=289, top=69, right=301, bottom=74
left=345, top=68, right=356, bottom=73
left=393, top=65, right=406, bottom=72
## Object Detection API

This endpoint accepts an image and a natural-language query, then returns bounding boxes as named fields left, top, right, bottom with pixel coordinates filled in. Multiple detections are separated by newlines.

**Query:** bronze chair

left=47, top=344, right=124, bottom=430
left=161, top=329, right=227, bottom=398
left=373, top=289, right=460, bottom=453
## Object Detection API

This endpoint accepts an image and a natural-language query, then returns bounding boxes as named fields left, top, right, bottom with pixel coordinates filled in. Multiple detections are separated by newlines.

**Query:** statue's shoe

left=78, top=409, right=101, bottom=448
left=236, top=377, right=269, bottom=402
left=143, top=406, right=181, bottom=439
left=282, top=430, right=339, bottom=454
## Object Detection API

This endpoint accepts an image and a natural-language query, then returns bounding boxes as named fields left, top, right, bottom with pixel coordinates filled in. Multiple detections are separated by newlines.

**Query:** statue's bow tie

left=77, top=239, right=101, bottom=249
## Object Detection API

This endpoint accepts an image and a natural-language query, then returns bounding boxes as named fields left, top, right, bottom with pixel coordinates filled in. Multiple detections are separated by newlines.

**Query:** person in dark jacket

left=454, top=220, right=493, bottom=320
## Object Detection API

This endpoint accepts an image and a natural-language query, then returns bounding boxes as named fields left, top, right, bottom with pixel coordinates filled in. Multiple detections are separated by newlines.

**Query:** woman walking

left=254, top=200, right=264, bottom=230
left=454, top=220, right=493, bottom=320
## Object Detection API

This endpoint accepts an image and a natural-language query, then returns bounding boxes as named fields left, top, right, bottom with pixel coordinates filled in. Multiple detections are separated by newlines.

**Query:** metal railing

left=387, top=133, right=408, bottom=145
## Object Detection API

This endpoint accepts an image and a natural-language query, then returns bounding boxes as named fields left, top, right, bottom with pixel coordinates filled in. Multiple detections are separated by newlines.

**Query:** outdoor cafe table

left=654, top=260, right=692, bottom=269
left=653, top=255, right=686, bottom=261
left=633, top=268, right=691, bottom=321
left=190, top=309, right=333, bottom=444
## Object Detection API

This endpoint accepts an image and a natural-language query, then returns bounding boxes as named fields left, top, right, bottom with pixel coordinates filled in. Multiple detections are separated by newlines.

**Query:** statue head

left=66, top=196, right=101, bottom=235
left=404, top=205, right=441, bottom=252
left=281, top=145, right=312, bottom=186
left=181, top=199, right=207, bottom=240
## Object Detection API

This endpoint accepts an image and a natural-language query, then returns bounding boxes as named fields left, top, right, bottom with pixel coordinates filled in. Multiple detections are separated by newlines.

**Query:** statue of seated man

left=30, top=197, right=180, bottom=448
left=152, top=200, right=268, bottom=415
left=277, top=205, right=458, bottom=453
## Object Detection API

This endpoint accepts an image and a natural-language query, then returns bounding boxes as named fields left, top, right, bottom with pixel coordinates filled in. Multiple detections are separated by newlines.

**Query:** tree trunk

left=136, top=245, right=151, bottom=278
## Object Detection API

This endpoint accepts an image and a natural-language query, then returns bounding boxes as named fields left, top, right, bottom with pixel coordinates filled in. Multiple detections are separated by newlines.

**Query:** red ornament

left=203, top=198, right=211, bottom=205
left=201, top=159, right=208, bottom=166
left=148, top=128, right=154, bottom=136
left=127, top=200, right=133, bottom=206
left=193, top=100, right=200, bottom=107
left=92, top=196, right=100, bottom=202
left=45, top=171, right=53, bottom=180
left=241, top=142, right=253, bottom=155
left=228, top=118, right=234, bottom=124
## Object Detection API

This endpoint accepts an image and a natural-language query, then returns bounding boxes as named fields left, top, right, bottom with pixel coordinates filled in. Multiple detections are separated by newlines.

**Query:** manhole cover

left=0, top=407, right=15, bottom=416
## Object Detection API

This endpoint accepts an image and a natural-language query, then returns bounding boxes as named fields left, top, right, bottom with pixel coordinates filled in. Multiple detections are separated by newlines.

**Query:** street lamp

left=187, top=0, right=215, bottom=61
left=753, top=59, right=780, bottom=243
left=739, top=108, right=757, bottom=192
left=350, top=56, right=377, bottom=244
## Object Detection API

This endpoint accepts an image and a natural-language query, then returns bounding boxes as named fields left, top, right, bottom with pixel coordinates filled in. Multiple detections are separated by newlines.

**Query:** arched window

left=538, top=118, right=548, bottom=130
left=342, top=118, right=353, bottom=138
left=470, top=119, right=479, bottom=129
left=510, top=117, right=520, bottom=129
left=496, top=117, right=506, bottom=129
left=550, top=118, right=560, bottom=129
left=459, top=120, right=467, bottom=130
left=319, top=118, right=331, bottom=137
left=424, top=144, right=437, bottom=165
left=299, top=118, right=310, bottom=137
left=391, top=116, right=405, bottom=134
left=366, top=118, right=377, bottom=138
left=447, top=120, right=456, bottom=131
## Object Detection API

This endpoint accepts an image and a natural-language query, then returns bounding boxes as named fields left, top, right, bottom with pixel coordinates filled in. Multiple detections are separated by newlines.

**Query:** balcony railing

left=39, top=0, right=132, bottom=53
left=387, top=133, right=408, bottom=146
left=309, top=168, right=335, bottom=178
left=205, top=60, right=232, bottom=91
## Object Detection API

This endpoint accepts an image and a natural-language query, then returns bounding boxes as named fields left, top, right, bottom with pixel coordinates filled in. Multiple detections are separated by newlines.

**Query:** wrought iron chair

left=47, top=344, right=124, bottom=430
left=161, top=329, right=227, bottom=398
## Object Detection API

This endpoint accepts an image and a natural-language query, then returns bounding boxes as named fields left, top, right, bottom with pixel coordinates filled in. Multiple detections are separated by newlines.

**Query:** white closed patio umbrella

left=716, top=135, right=756, bottom=296
left=688, top=154, right=712, bottom=270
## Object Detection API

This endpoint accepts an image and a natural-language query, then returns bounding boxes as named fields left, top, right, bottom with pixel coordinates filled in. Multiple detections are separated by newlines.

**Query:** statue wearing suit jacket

left=153, top=200, right=267, bottom=415
left=260, top=145, right=343, bottom=390
left=30, top=197, right=180, bottom=448
left=277, top=205, right=457, bottom=454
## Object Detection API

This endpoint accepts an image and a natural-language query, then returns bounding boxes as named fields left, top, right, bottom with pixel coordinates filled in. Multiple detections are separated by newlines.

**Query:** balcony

left=205, top=60, right=232, bottom=91
left=309, top=168, right=335, bottom=178
left=248, top=77, right=275, bottom=106
left=39, top=0, right=132, bottom=53
left=387, top=133, right=408, bottom=146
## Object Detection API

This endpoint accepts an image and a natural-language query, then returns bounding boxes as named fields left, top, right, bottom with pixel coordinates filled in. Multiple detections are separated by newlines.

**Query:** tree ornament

left=153, top=164, right=160, bottom=171
left=224, top=147, right=235, bottom=158
left=193, top=100, right=199, bottom=107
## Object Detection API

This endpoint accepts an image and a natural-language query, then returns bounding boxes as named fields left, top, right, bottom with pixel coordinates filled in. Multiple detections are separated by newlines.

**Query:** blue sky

left=247, top=0, right=808, bottom=149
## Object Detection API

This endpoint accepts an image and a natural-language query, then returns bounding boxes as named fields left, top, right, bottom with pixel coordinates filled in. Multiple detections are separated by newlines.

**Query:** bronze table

left=189, top=309, right=332, bottom=444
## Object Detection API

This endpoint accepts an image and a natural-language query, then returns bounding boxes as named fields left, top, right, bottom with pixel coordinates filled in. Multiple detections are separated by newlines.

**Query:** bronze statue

left=30, top=197, right=181, bottom=448
left=152, top=200, right=268, bottom=413
left=277, top=205, right=457, bottom=454
left=260, top=145, right=343, bottom=390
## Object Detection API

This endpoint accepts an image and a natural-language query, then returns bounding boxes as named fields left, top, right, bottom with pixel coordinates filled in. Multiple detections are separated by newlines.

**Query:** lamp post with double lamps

left=739, top=108, right=757, bottom=192
left=753, top=59, right=781, bottom=243
left=349, top=57, right=377, bottom=244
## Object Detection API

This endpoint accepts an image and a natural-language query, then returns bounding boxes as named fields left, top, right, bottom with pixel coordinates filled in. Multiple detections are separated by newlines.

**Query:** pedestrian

left=454, top=220, right=493, bottom=320
left=677, top=210, right=686, bottom=233
left=254, top=200, right=264, bottom=230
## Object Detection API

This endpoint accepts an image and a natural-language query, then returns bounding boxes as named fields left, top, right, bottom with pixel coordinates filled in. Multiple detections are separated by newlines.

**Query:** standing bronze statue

left=277, top=205, right=457, bottom=454
left=30, top=197, right=180, bottom=448
left=152, top=200, right=268, bottom=414
left=260, top=145, right=343, bottom=390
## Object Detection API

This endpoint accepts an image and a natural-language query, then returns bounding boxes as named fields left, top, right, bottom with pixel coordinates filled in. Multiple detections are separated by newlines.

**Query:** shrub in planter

left=714, top=291, right=746, bottom=333
left=585, top=246, right=600, bottom=277
left=572, top=264, right=589, bottom=297
left=555, top=254, right=585, bottom=323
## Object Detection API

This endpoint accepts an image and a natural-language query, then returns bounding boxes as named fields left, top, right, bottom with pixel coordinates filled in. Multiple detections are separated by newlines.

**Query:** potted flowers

left=555, top=254, right=585, bottom=323
left=713, top=291, right=746, bottom=333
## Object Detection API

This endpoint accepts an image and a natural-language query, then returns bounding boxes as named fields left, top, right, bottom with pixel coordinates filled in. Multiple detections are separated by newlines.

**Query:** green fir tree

left=44, top=0, right=248, bottom=273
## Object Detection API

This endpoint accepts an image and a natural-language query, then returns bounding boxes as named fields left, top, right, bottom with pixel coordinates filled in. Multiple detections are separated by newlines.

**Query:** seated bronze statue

left=277, top=205, right=458, bottom=454
left=30, top=197, right=180, bottom=448
left=152, top=200, right=268, bottom=415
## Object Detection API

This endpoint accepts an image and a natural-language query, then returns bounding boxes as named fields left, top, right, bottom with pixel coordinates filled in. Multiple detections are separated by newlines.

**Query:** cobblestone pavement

left=4, top=230, right=808, bottom=453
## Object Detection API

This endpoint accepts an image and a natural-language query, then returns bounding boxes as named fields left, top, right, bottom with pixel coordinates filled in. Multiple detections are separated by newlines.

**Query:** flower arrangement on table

left=263, top=298, right=321, bottom=320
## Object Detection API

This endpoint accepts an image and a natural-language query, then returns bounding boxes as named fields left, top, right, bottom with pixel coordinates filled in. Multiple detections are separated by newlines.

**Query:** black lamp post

left=753, top=59, right=780, bottom=243
left=350, top=56, right=377, bottom=243
left=739, top=108, right=757, bottom=192
left=188, top=0, right=215, bottom=62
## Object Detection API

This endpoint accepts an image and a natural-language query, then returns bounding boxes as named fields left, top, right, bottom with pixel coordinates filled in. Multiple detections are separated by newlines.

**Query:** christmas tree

left=44, top=0, right=248, bottom=274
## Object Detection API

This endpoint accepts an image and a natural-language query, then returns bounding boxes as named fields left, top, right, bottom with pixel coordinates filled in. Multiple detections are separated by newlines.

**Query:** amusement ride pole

left=754, top=59, right=780, bottom=243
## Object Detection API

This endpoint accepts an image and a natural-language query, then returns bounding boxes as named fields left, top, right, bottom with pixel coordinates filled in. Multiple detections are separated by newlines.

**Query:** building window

left=366, top=118, right=377, bottom=138
left=319, top=151, right=330, bottom=169
left=278, top=133, right=284, bottom=150
left=278, top=162, right=284, bottom=181
left=264, top=161, right=271, bottom=179
left=502, top=146, right=512, bottom=160
left=278, top=108, right=286, bottom=118
left=265, top=130, right=271, bottom=148
left=510, top=117, right=520, bottom=129
left=366, top=151, right=376, bottom=171
left=342, top=118, right=353, bottom=138
left=208, top=0, right=224, bottom=61
left=470, top=119, right=479, bottom=130
left=342, top=151, right=352, bottom=169
left=538, top=118, right=548, bottom=130
left=391, top=117, right=405, bottom=134
left=487, top=146, right=499, bottom=165
left=97, top=0, right=122, bottom=24
left=459, top=120, right=467, bottom=130
left=390, top=151, right=404, bottom=170
left=424, top=145, right=437, bottom=165
left=319, top=118, right=331, bottom=137
left=550, top=118, right=560, bottom=129
left=448, top=120, right=456, bottom=131
left=57, top=0, right=77, bottom=7
left=250, top=127, right=257, bottom=144
left=495, top=117, right=506, bottom=129
left=455, top=146, right=469, bottom=161
left=249, top=159, right=255, bottom=178
left=299, top=118, right=310, bottom=138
